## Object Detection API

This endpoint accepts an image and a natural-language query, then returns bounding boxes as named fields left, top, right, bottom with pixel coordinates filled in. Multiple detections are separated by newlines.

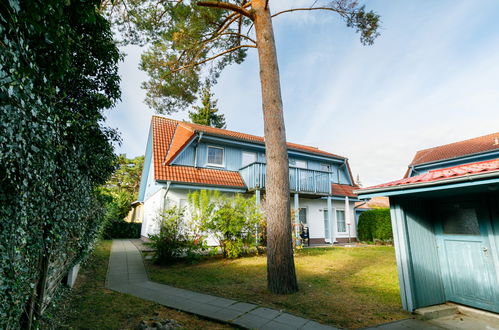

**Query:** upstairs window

left=207, top=146, right=224, bottom=167
left=290, top=158, right=307, bottom=169
left=242, top=151, right=257, bottom=167
left=320, top=164, right=332, bottom=172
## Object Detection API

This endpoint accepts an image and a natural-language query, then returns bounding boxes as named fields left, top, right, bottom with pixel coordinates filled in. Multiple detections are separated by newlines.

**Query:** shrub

left=189, top=191, right=262, bottom=258
left=147, top=206, right=206, bottom=264
left=102, top=222, right=141, bottom=239
left=357, top=208, right=392, bottom=242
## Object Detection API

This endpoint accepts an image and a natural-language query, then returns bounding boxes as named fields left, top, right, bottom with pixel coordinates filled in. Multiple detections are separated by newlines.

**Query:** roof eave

left=356, top=170, right=499, bottom=198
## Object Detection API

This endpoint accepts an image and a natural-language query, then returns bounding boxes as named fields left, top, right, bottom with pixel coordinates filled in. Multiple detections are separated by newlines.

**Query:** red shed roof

left=364, top=158, right=499, bottom=191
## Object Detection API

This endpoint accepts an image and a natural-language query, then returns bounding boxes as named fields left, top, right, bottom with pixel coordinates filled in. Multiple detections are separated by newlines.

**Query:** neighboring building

left=354, top=197, right=390, bottom=225
left=124, top=201, right=143, bottom=223
left=357, top=132, right=499, bottom=314
left=138, top=116, right=360, bottom=244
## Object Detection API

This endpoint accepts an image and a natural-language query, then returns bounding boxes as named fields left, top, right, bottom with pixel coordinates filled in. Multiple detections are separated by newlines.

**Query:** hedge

left=103, top=222, right=142, bottom=239
left=357, top=208, right=392, bottom=242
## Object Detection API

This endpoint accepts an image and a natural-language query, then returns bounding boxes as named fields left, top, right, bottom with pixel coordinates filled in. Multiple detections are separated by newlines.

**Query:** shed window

left=207, top=146, right=224, bottom=166
left=242, top=151, right=257, bottom=167
left=336, top=210, right=346, bottom=233
left=441, top=206, right=480, bottom=235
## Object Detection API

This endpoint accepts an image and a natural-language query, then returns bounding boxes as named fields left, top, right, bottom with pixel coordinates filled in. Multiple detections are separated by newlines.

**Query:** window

left=207, top=146, right=224, bottom=166
left=440, top=205, right=480, bottom=235
left=299, top=208, right=307, bottom=224
left=242, top=151, right=257, bottom=167
left=320, top=164, right=332, bottom=172
left=290, top=158, right=307, bottom=169
left=336, top=210, right=346, bottom=233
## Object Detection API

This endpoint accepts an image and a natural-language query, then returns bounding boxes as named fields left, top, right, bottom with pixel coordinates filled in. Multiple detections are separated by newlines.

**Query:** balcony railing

left=239, top=162, right=331, bottom=195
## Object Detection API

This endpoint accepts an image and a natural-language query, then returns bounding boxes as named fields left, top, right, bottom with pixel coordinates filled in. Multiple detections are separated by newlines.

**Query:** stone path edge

left=105, top=239, right=337, bottom=330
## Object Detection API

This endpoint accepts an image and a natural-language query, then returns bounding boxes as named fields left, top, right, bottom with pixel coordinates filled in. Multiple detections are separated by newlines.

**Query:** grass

left=50, top=240, right=232, bottom=329
left=146, top=246, right=409, bottom=329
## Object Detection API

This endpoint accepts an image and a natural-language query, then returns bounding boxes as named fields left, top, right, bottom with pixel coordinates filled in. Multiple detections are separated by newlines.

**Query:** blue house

left=357, top=132, right=499, bottom=313
left=138, top=116, right=360, bottom=244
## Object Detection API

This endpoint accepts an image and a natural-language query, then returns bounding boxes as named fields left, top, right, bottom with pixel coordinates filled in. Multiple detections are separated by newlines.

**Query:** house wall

left=141, top=187, right=167, bottom=237
left=171, top=141, right=350, bottom=184
left=294, top=198, right=357, bottom=243
left=141, top=186, right=358, bottom=244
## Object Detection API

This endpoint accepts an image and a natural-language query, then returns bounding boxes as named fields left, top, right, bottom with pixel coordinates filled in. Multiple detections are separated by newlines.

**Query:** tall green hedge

left=0, top=0, right=120, bottom=327
left=357, top=209, right=392, bottom=242
left=103, top=222, right=142, bottom=239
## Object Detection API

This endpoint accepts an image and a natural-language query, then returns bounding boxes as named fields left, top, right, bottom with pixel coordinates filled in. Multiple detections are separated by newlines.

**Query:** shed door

left=435, top=201, right=499, bottom=312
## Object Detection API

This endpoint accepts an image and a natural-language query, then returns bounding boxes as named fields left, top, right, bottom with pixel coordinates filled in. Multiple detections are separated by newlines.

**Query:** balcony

left=239, top=162, right=332, bottom=195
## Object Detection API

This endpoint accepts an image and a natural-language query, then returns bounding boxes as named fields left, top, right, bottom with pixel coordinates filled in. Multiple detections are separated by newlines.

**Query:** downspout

left=194, top=132, right=204, bottom=168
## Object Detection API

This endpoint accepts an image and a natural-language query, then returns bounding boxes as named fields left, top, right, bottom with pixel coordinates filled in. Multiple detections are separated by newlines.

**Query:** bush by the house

left=357, top=208, right=392, bottom=243
left=148, top=206, right=206, bottom=264
left=103, top=222, right=141, bottom=239
left=190, top=192, right=262, bottom=258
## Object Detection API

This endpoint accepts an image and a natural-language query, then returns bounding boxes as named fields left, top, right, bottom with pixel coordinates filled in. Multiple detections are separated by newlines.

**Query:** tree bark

left=252, top=0, right=298, bottom=294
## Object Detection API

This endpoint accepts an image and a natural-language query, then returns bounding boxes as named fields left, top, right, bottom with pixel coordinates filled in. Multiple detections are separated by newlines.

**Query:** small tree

left=189, top=81, right=227, bottom=128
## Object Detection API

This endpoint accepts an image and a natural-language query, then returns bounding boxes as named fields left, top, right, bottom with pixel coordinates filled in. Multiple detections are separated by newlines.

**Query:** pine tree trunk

left=253, top=0, right=298, bottom=294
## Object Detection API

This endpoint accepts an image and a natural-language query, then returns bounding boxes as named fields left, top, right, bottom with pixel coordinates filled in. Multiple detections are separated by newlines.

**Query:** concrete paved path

left=106, top=239, right=336, bottom=330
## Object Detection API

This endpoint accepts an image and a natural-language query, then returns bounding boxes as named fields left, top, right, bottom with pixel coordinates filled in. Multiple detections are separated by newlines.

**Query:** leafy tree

left=189, top=81, right=227, bottom=128
left=106, top=0, right=380, bottom=294
left=1, top=0, right=120, bottom=327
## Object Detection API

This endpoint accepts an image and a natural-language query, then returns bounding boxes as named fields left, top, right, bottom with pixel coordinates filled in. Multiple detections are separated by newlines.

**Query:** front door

left=435, top=200, right=499, bottom=312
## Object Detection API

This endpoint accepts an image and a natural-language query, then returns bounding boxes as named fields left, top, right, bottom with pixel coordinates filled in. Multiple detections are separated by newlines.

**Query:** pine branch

left=271, top=7, right=346, bottom=18
left=197, top=1, right=254, bottom=20
left=171, top=44, right=256, bottom=73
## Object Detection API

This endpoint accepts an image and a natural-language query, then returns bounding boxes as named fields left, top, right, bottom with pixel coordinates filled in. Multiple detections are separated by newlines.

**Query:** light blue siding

left=401, top=198, right=445, bottom=308
left=173, top=144, right=195, bottom=166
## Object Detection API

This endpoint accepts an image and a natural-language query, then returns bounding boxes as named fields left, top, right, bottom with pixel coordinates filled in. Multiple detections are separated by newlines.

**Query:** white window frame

left=320, top=163, right=332, bottom=172
left=294, top=159, right=307, bottom=169
left=298, top=207, right=307, bottom=224
left=336, top=209, right=347, bottom=233
left=206, top=145, right=225, bottom=167
left=241, top=151, right=257, bottom=167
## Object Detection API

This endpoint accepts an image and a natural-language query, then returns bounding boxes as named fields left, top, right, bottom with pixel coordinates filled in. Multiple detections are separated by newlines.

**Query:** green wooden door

left=435, top=200, right=499, bottom=312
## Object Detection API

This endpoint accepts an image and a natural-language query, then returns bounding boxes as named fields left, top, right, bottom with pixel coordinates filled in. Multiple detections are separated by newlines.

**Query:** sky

left=105, top=0, right=499, bottom=187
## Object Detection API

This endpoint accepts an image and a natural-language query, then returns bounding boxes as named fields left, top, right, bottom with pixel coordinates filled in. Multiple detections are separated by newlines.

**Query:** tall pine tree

left=188, top=82, right=227, bottom=128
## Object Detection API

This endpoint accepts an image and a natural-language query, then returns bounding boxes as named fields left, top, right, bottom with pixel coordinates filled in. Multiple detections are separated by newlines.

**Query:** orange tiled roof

left=151, top=116, right=245, bottom=187
left=167, top=117, right=346, bottom=159
left=331, top=184, right=358, bottom=198
left=409, top=132, right=499, bottom=167
left=355, top=196, right=390, bottom=209
left=151, top=116, right=348, bottom=188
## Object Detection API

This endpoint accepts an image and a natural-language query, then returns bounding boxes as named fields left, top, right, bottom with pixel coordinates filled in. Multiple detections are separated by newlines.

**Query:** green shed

left=357, top=133, right=499, bottom=314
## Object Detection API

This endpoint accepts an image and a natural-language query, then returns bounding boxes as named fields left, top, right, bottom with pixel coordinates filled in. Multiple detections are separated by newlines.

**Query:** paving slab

left=105, top=239, right=337, bottom=330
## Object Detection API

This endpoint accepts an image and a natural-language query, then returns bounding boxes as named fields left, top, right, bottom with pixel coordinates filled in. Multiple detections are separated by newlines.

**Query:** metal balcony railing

left=239, top=162, right=331, bottom=195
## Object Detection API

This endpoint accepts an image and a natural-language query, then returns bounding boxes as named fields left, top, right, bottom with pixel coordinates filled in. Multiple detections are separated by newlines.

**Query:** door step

left=416, top=303, right=499, bottom=323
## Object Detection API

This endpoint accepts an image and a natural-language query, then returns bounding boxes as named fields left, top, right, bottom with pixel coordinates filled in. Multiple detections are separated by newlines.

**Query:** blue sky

left=105, top=0, right=499, bottom=187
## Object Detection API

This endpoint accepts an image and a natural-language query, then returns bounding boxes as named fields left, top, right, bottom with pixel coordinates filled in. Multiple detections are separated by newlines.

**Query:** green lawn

left=52, top=240, right=232, bottom=329
left=146, top=246, right=409, bottom=329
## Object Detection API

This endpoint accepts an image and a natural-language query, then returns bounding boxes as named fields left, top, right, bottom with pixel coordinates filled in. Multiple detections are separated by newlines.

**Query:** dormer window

left=207, top=146, right=224, bottom=167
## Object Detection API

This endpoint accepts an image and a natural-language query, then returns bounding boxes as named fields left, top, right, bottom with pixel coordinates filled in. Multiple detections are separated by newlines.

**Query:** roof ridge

left=152, top=115, right=346, bottom=159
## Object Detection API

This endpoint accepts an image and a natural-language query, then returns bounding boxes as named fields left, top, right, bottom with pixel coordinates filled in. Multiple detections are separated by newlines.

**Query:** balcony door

left=241, top=151, right=257, bottom=167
